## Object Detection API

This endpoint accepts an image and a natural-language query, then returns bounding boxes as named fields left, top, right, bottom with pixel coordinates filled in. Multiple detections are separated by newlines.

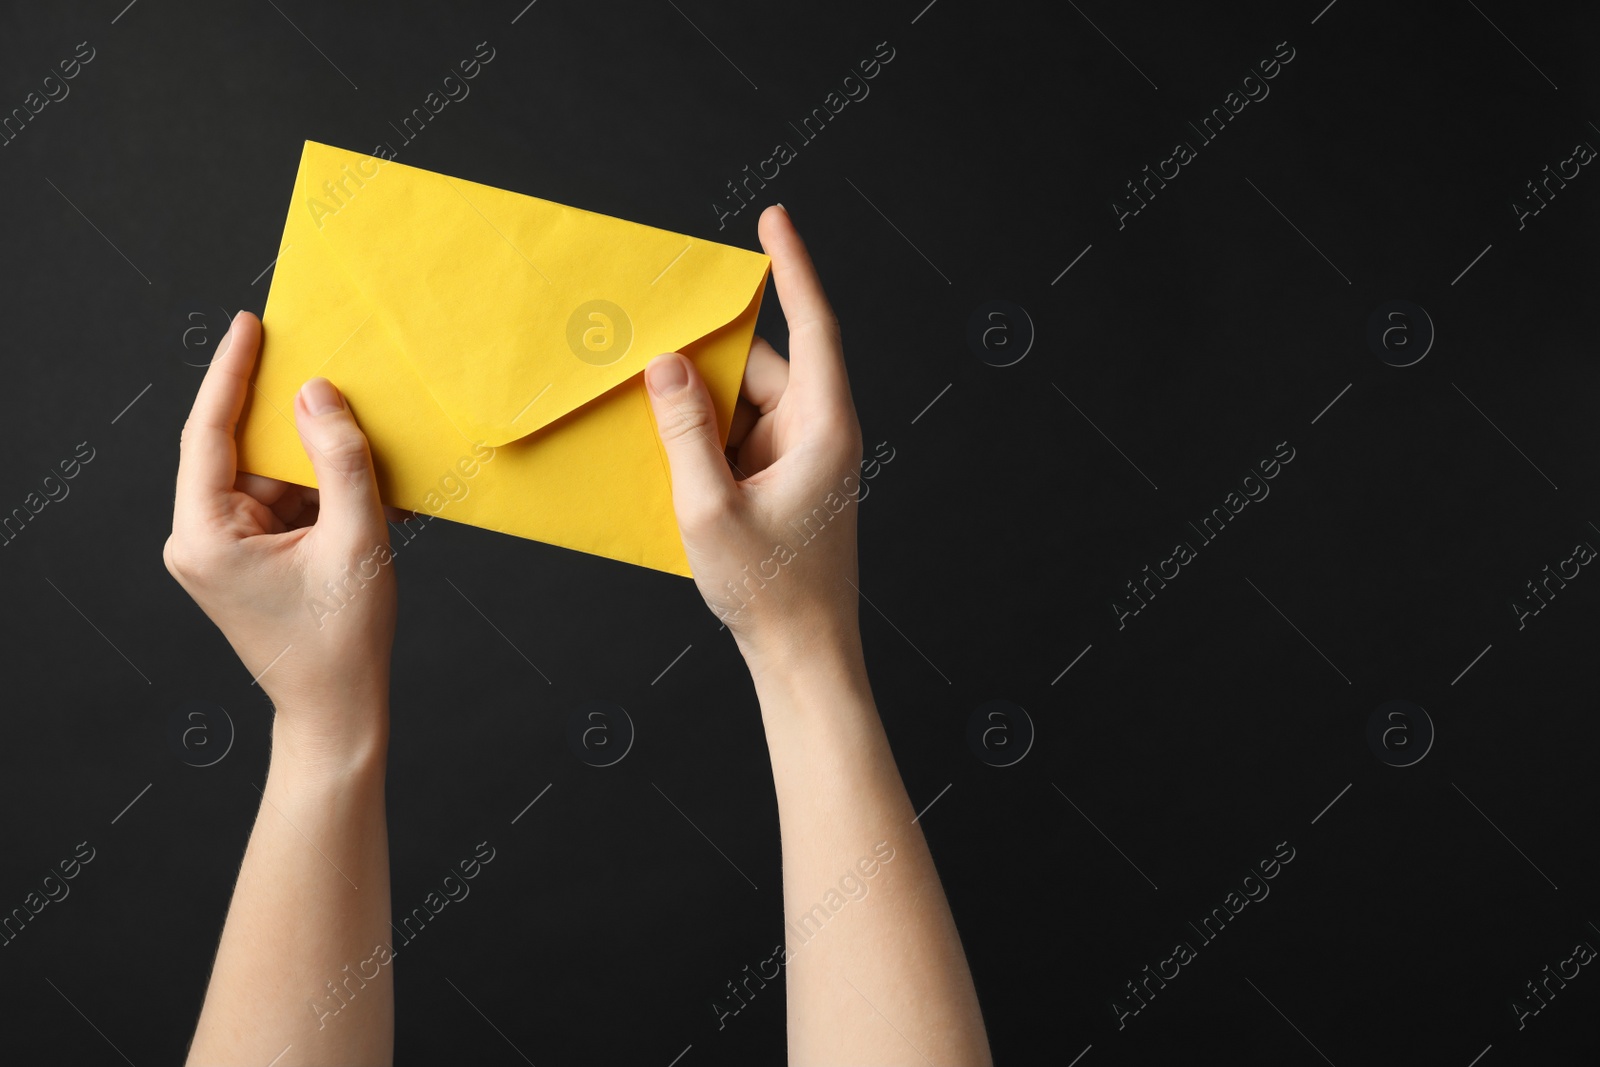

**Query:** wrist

left=739, top=615, right=867, bottom=691
left=268, top=693, right=390, bottom=785
left=742, top=619, right=880, bottom=734
left=744, top=620, right=895, bottom=784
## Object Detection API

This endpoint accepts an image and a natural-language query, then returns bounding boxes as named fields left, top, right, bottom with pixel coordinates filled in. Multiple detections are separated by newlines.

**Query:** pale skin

left=170, top=204, right=990, bottom=1066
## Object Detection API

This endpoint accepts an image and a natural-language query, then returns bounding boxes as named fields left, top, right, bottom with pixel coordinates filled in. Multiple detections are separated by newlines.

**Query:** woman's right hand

left=643, top=204, right=866, bottom=676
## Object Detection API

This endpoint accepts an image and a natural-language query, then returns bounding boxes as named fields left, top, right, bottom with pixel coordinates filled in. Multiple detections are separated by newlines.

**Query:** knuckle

left=162, top=534, right=199, bottom=581
left=816, top=411, right=862, bottom=457
left=793, top=314, right=842, bottom=344
left=677, top=489, right=733, bottom=533
left=660, top=405, right=714, bottom=447
left=318, top=431, right=372, bottom=478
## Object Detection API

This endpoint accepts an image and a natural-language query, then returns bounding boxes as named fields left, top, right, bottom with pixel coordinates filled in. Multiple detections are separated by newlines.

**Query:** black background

left=1, top=0, right=1597, bottom=1064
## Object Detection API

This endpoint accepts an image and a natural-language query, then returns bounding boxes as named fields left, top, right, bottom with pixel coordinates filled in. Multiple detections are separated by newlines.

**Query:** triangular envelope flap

left=299, top=141, right=769, bottom=447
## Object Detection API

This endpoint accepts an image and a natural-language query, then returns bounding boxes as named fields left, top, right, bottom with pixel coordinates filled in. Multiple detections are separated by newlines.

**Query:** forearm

left=187, top=707, right=393, bottom=1067
left=749, top=627, right=991, bottom=1067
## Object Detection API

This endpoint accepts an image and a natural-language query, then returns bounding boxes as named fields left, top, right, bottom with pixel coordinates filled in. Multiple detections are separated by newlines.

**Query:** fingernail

left=645, top=354, right=687, bottom=396
left=774, top=202, right=787, bottom=216
left=220, top=310, right=247, bottom=348
left=301, top=377, right=344, bottom=416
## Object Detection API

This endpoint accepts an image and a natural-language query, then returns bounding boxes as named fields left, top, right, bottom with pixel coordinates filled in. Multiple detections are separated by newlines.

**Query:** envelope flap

left=297, top=140, right=770, bottom=446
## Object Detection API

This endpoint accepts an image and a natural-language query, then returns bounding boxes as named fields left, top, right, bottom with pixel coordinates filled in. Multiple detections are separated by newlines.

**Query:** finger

left=235, top=471, right=313, bottom=526
left=383, top=506, right=417, bottom=524
left=284, top=504, right=320, bottom=532
left=726, top=395, right=759, bottom=455
left=730, top=406, right=779, bottom=476
left=175, top=311, right=259, bottom=512
left=644, top=353, right=737, bottom=523
left=225, top=473, right=292, bottom=534
left=726, top=338, right=789, bottom=451
left=742, top=335, right=789, bottom=413
left=757, top=204, right=850, bottom=408
left=292, top=377, right=388, bottom=550
left=235, top=471, right=296, bottom=507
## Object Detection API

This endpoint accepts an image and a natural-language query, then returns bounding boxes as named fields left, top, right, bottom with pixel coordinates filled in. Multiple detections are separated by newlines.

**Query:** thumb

left=293, top=377, right=386, bottom=548
left=644, top=353, right=736, bottom=523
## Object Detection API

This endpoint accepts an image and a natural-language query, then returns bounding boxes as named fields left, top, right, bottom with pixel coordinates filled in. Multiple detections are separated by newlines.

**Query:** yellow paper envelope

left=237, top=139, right=771, bottom=576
